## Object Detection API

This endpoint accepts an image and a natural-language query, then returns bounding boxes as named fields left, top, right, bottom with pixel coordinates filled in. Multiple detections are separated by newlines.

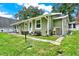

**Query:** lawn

left=0, top=32, right=59, bottom=56
left=0, top=31, right=79, bottom=56
left=60, top=31, right=79, bottom=56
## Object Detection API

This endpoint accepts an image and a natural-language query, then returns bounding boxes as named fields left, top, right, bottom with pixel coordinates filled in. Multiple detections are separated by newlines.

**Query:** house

left=0, top=16, right=16, bottom=32
left=68, top=21, right=76, bottom=31
left=75, top=11, right=79, bottom=29
left=11, top=13, right=69, bottom=36
left=68, top=11, right=79, bottom=31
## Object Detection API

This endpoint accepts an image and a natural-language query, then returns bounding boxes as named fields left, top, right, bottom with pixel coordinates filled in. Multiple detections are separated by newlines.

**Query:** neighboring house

left=75, top=11, right=79, bottom=29
left=68, top=21, right=76, bottom=30
left=0, top=16, right=16, bottom=32
left=11, top=13, right=69, bottom=36
left=68, top=11, right=79, bottom=31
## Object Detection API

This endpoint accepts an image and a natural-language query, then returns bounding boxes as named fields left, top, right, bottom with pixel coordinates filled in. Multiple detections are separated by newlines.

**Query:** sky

left=0, top=3, right=54, bottom=19
left=0, top=0, right=78, bottom=19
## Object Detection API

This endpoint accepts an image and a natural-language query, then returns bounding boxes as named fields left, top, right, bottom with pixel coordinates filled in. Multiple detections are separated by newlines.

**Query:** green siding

left=53, top=19, right=62, bottom=35
left=53, top=20, right=62, bottom=27
left=41, top=18, right=47, bottom=36
left=24, top=22, right=28, bottom=31
left=51, top=18, right=54, bottom=30
left=62, top=18, right=68, bottom=35
left=32, top=20, right=35, bottom=32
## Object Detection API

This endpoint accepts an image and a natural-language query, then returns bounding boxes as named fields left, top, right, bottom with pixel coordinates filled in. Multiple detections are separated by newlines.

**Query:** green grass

left=60, top=31, right=79, bottom=56
left=0, top=32, right=59, bottom=56
left=30, top=35, right=58, bottom=41
left=0, top=31, right=79, bottom=56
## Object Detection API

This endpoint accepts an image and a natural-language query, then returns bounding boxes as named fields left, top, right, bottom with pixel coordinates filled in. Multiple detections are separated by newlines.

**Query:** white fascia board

left=53, top=15, right=68, bottom=19
left=69, top=21, right=76, bottom=24
left=50, top=13, right=62, bottom=15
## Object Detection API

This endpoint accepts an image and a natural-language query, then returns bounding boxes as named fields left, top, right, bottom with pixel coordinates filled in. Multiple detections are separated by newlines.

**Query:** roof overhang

left=69, top=21, right=76, bottom=24
left=53, top=15, right=68, bottom=20
left=10, top=13, right=63, bottom=26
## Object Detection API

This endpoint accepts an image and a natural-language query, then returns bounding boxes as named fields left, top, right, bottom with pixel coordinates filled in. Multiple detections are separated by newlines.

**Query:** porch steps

left=55, top=37, right=64, bottom=42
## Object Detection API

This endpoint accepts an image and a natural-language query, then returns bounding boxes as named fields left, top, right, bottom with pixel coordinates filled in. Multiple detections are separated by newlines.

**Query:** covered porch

left=11, top=13, right=69, bottom=36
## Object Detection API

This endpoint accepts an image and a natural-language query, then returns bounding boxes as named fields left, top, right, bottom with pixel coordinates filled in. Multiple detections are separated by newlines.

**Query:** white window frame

left=35, top=19, right=41, bottom=29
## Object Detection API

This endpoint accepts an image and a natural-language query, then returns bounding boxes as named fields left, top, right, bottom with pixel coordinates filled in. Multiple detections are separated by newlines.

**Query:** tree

left=52, top=3, right=79, bottom=21
left=15, top=6, right=44, bottom=20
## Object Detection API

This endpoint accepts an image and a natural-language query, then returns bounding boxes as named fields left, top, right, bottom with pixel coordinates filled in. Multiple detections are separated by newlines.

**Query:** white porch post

left=27, top=21, right=29, bottom=31
left=47, top=16, right=51, bottom=35
left=15, top=25, right=18, bottom=32
left=31, top=20, right=34, bottom=32
left=71, top=24, right=73, bottom=29
left=23, top=22, right=25, bottom=31
left=62, top=19, right=64, bottom=35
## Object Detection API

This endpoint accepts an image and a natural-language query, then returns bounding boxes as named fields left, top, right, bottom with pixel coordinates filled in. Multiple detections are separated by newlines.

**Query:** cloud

left=17, top=3, right=24, bottom=6
left=18, top=3, right=52, bottom=14
left=38, top=4, right=52, bottom=13
left=43, top=12, right=49, bottom=15
left=16, top=0, right=53, bottom=14
left=0, top=11, right=14, bottom=19
left=23, top=3, right=39, bottom=8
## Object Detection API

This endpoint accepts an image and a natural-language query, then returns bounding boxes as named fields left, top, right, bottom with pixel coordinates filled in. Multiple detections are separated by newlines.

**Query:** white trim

left=62, top=17, right=68, bottom=35
left=47, top=19, right=50, bottom=35
left=28, top=21, right=32, bottom=33
left=47, top=16, right=51, bottom=35
left=35, top=19, right=41, bottom=29
left=51, top=13, right=62, bottom=15
left=69, top=21, right=75, bottom=24
left=53, top=15, right=68, bottom=19
left=62, top=19, right=64, bottom=35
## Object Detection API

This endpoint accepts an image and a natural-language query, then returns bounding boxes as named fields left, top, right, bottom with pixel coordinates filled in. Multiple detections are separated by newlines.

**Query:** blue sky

left=0, top=3, right=22, bottom=15
left=0, top=3, right=54, bottom=19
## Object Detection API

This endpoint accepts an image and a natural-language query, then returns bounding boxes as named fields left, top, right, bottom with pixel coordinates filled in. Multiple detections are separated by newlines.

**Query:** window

left=36, top=20, right=40, bottom=28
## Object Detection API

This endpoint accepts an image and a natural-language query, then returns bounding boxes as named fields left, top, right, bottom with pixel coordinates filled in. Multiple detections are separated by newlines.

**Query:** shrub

left=33, top=31, right=41, bottom=36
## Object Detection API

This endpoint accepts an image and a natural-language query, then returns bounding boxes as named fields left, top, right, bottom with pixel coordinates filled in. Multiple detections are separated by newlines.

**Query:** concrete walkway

left=27, top=36, right=64, bottom=45
left=10, top=33, right=64, bottom=45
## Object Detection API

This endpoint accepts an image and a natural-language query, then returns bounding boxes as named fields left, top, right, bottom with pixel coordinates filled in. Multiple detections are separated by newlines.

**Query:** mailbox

left=21, top=31, right=29, bottom=35
left=21, top=31, right=29, bottom=42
